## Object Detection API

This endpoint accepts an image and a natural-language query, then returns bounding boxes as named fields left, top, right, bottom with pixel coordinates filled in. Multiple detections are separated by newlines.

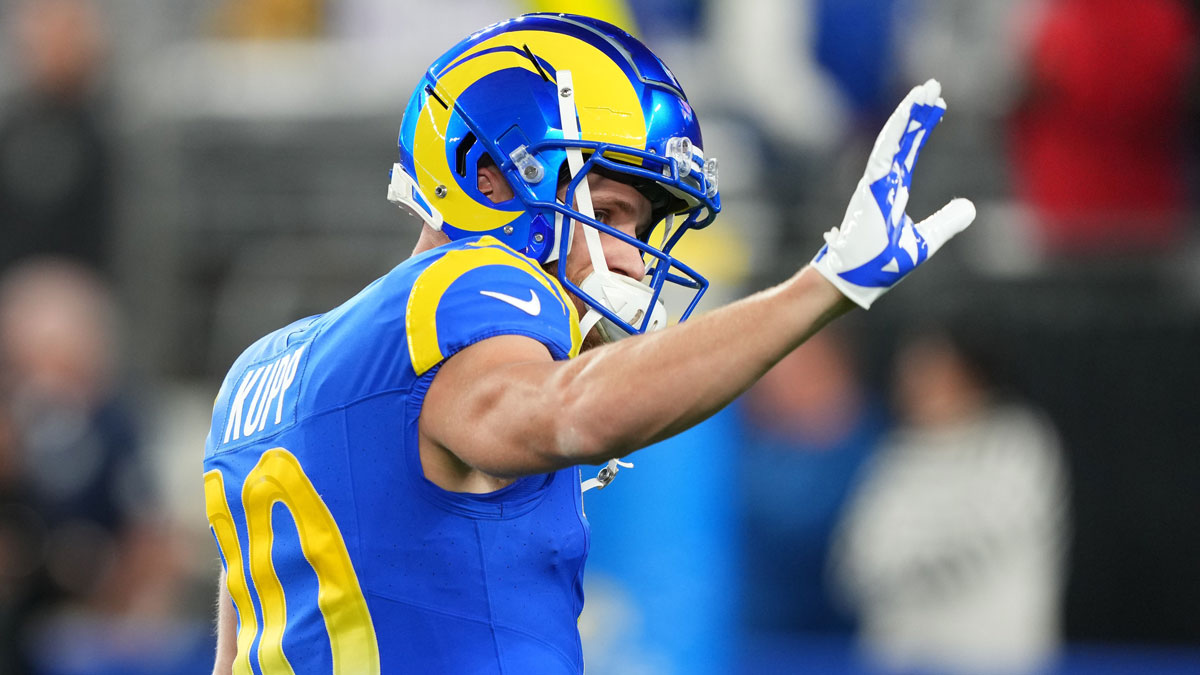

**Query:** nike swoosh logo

left=479, top=289, right=541, bottom=316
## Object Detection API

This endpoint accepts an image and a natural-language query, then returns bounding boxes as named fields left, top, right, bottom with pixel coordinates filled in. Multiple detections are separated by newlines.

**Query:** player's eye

left=594, top=210, right=610, bottom=224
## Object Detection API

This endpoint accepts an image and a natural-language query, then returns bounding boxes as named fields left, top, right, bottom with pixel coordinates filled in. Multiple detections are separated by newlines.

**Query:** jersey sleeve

left=406, top=238, right=581, bottom=376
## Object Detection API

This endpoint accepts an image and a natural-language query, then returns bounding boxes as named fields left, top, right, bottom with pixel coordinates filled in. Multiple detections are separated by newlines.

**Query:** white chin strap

left=559, top=70, right=655, bottom=493
left=557, top=70, right=668, bottom=344
left=557, top=70, right=608, bottom=280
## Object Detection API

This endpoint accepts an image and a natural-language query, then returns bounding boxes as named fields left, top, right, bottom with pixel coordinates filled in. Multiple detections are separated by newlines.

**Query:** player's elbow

left=453, top=376, right=599, bottom=477
left=457, top=362, right=629, bottom=474
left=546, top=381, right=629, bottom=466
left=548, top=412, right=603, bottom=466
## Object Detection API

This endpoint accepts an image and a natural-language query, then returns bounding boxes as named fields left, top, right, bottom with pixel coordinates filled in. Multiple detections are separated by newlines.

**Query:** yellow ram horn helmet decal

left=441, top=30, right=647, bottom=147
left=410, top=29, right=646, bottom=233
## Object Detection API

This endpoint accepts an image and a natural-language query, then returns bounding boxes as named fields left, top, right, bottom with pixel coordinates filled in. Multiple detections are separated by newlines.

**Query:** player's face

left=553, top=173, right=654, bottom=348
left=556, top=172, right=653, bottom=285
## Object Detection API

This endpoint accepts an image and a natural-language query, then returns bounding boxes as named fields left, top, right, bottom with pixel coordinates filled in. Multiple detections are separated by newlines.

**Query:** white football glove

left=812, top=79, right=976, bottom=309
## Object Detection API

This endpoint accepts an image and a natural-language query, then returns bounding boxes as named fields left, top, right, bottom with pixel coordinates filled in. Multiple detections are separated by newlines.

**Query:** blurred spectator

left=892, top=0, right=1034, bottom=217
left=1009, top=0, right=1199, bottom=254
left=706, top=0, right=909, bottom=275
left=897, top=0, right=1029, bottom=120
left=831, top=323, right=1069, bottom=675
left=0, top=259, right=162, bottom=672
left=738, top=328, right=888, bottom=636
left=707, top=0, right=851, bottom=153
left=0, top=0, right=115, bottom=276
left=812, top=0, right=901, bottom=123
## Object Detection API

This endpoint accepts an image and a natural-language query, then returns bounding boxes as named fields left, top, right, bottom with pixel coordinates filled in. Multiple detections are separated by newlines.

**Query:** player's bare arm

left=420, top=266, right=850, bottom=486
left=420, top=79, right=974, bottom=490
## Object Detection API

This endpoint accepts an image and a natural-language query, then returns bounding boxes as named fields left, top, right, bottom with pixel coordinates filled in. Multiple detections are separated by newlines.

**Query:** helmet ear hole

left=454, top=133, right=478, bottom=178
left=475, top=153, right=519, bottom=205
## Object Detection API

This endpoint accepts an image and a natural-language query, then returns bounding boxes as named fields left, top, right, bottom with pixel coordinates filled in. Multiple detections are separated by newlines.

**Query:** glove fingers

left=865, top=84, right=924, bottom=177
left=865, top=79, right=946, bottom=182
left=919, top=78, right=942, bottom=106
left=916, top=198, right=976, bottom=256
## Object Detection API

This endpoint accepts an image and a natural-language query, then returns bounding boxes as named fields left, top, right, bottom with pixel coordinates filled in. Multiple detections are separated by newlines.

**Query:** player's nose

left=603, top=238, right=646, bottom=282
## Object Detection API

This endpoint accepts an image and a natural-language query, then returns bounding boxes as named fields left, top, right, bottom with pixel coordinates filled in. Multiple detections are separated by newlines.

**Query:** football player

left=204, top=13, right=974, bottom=674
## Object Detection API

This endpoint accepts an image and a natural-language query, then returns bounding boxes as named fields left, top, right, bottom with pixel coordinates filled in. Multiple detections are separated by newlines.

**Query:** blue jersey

left=203, top=236, right=589, bottom=674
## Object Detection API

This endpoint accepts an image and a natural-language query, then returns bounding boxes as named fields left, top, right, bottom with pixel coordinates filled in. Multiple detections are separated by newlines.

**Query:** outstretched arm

left=422, top=266, right=851, bottom=479
left=421, top=80, right=975, bottom=482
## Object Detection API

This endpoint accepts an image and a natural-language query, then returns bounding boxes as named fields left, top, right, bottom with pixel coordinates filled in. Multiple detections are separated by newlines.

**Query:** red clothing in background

left=1010, top=0, right=1197, bottom=252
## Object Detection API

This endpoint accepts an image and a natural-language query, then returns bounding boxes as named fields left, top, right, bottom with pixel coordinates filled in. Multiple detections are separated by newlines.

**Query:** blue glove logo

left=836, top=102, right=945, bottom=289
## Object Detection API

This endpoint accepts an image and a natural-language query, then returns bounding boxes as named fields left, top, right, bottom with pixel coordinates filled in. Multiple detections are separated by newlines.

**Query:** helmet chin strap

left=556, top=71, right=609, bottom=281
left=557, top=70, right=667, bottom=344
left=558, top=69, right=647, bottom=493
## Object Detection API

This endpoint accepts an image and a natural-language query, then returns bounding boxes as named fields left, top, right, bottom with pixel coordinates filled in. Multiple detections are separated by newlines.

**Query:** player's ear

left=477, top=161, right=514, bottom=203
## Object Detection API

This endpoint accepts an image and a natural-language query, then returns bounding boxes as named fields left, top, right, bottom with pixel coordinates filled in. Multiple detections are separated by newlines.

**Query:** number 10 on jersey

left=205, top=447, right=379, bottom=674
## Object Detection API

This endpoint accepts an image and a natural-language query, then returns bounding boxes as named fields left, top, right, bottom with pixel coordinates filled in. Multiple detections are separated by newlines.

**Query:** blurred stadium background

left=1, top=0, right=1199, bottom=673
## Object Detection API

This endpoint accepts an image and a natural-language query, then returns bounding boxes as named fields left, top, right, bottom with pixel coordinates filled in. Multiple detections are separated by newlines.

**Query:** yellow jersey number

left=205, top=447, right=379, bottom=675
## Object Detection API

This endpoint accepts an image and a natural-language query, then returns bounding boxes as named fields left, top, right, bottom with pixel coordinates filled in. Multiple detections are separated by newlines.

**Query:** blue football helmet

left=387, top=13, right=721, bottom=340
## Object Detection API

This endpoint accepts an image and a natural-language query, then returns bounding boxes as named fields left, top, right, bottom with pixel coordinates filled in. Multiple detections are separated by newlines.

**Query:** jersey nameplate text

left=223, top=344, right=307, bottom=445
